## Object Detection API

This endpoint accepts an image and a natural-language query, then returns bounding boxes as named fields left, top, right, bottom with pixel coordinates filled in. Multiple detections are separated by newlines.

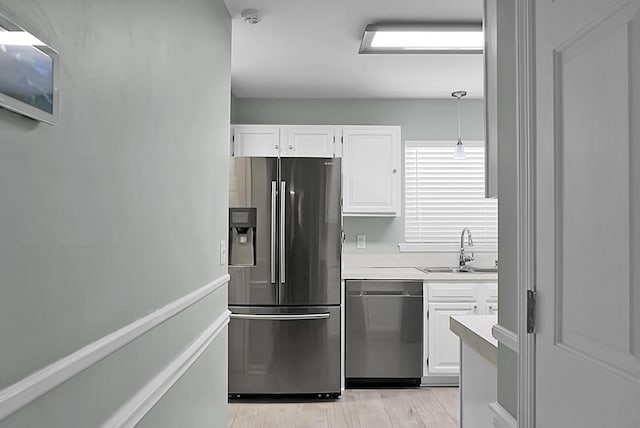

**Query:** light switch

left=356, top=235, right=366, bottom=249
left=220, top=240, right=227, bottom=265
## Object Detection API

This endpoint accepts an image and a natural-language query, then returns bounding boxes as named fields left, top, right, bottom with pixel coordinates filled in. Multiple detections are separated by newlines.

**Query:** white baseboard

left=490, top=401, right=517, bottom=428
left=0, top=274, right=230, bottom=422
left=492, top=324, right=518, bottom=352
left=102, top=309, right=230, bottom=428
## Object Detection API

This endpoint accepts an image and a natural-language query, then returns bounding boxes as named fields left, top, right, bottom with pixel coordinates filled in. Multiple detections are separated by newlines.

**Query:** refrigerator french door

left=228, top=157, right=341, bottom=396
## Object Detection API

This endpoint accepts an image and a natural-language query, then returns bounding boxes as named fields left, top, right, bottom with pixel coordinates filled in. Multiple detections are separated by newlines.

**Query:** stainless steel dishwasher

left=346, top=280, right=423, bottom=386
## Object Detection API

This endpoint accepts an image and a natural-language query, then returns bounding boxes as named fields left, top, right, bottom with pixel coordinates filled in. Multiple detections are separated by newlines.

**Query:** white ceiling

left=224, top=0, right=484, bottom=99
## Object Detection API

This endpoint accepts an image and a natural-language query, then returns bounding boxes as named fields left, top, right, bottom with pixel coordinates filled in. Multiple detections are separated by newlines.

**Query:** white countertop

left=342, top=267, right=428, bottom=280
left=342, top=266, right=497, bottom=281
left=450, top=314, right=498, bottom=365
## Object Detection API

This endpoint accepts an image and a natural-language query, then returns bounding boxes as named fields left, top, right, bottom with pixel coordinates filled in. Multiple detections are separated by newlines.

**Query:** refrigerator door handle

left=280, top=180, right=286, bottom=284
left=271, top=181, right=277, bottom=284
left=230, top=313, right=330, bottom=321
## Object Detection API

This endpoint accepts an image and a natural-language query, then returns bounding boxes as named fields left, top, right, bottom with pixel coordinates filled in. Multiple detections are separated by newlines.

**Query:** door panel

left=536, top=0, right=640, bottom=426
left=228, top=158, right=278, bottom=306
left=232, top=126, right=280, bottom=157
left=279, top=158, right=341, bottom=306
left=342, top=127, right=401, bottom=215
left=228, top=306, right=341, bottom=394
left=281, top=126, right=335, bottom=157
left=428, top=302, right=477, bottom=375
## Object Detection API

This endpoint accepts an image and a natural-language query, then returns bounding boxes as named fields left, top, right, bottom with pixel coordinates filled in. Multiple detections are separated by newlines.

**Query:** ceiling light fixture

left=452, top=90, right=467, bottom=160
left=359, top=23, right=483, bottom=54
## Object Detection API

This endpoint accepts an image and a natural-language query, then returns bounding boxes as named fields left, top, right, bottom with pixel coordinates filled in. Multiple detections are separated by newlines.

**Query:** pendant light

left=452, top=90, right=467, bottom=159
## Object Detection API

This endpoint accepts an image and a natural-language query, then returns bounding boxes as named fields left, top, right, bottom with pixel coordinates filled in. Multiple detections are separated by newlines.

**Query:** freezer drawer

left=228, top=306, right=341, bottom=395
left=346, top=280, right=423, bottom=379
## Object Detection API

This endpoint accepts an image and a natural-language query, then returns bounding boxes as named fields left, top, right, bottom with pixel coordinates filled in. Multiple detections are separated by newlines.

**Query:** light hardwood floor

left=228, top=387, right=459, bottom=428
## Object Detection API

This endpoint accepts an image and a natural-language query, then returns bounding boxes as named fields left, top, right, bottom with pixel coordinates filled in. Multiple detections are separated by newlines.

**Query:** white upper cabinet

left=232, top=125, right=280, bottom=157
left=341, top=126, right=401, bottom=216
left=231, top=125, right=335, bottom=158
left=281, top=126, right=335, bottom=157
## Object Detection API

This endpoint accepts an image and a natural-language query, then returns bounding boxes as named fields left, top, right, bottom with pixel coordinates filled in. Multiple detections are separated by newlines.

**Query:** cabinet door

left=428, top=302, right=478, bottom=375
left=342, top=126, right=401, bottom=216
left=485, top=301, right=498, bottom=315
left=233, top=126, right=280, bottom=157
left=281, top=126, right=335, bottom=158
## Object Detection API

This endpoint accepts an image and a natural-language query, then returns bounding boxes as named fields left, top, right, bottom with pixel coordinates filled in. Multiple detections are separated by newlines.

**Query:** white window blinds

left=405, top=140, right=498, bottom=245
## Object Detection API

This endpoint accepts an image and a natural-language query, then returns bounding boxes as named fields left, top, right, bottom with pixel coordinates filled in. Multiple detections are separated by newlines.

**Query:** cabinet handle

left=289, top=144, right=294, bottom=150
left=392, top=169, right=397, bottom=173
left=275, top=144, right=279, bottom=149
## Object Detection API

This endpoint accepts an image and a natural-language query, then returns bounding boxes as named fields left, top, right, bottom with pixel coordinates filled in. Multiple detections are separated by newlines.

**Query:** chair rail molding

left=490, top=401, right=518, bottom=428
left=0, top=274, right=230, bottom=422
left=102, top=309, right=231, bottom=428
left=492, top=324, right=518, bottom=352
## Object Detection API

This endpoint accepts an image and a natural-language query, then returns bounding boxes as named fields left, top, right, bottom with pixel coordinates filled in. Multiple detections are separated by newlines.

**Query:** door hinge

left=527, top=290, right=537, bottom=333
left=426, top=311, right=429, bottom=320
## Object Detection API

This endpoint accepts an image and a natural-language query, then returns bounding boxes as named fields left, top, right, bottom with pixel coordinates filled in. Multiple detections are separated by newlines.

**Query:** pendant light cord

left=457, top=95, right=461, bottom=142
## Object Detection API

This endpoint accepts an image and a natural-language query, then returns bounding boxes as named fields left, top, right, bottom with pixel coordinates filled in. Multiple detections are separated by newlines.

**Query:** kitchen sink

left=418, top=266, right=497, bottom=274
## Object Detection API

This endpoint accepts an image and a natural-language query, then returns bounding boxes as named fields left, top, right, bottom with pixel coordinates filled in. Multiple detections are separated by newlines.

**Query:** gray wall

left=232, top=97, right=485, bottom=253
left=0, top=1, right=230, bottom=426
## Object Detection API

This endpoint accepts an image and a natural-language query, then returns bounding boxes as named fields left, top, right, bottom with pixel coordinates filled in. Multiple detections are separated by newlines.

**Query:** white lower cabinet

left=423, top=280, right=498, bottom=379
left=485, top=301, right=498, bottom=315
left=428, top=302, right=478, bottom=375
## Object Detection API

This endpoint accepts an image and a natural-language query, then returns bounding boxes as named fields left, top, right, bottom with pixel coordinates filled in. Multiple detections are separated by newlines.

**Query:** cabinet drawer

left=487, top=283, right=498, bottom=300
left=428, top=283, right=477, bottom=301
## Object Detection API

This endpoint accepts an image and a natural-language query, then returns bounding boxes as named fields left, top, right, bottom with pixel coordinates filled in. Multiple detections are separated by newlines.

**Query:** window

left=404, top=140, right=497, bottom=248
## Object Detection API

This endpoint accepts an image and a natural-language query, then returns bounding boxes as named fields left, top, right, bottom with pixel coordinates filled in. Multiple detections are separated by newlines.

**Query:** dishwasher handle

left=347, top=291, right=423, bottom=297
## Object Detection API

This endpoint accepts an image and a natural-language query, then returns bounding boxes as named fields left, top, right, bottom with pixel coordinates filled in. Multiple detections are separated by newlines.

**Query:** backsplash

left=343, top=252, right=498, bottom=268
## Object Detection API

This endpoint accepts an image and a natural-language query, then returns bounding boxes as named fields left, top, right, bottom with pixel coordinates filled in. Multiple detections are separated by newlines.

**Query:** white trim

left=102, top=310, right=231, bottom=428
left=515, top=1, right=536, bottom=427
left=490, top=401, right=518, bottom=428
left=492, top=324, right=518, bottom=352
left=0, top=274, right=230, bottom=422
left=398, top=243, right=498, bottom=253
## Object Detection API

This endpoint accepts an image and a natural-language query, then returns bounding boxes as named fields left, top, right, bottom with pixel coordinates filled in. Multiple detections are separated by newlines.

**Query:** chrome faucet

left=459, top=227, right=474, bottom=269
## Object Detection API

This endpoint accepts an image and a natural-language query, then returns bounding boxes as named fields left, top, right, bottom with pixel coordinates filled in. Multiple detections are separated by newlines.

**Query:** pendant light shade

left=453, top=140, right=466, bottom=159
left=452, top=90, right=467, bottom=159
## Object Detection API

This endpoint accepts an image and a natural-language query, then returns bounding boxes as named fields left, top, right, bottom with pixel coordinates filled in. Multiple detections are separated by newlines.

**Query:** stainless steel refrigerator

left=228, top=157, right=341, bottom=396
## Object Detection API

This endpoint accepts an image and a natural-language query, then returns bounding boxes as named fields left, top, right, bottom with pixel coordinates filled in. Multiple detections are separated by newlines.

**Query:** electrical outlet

left=356, top=235, right=366, bottom=249
left=220, top=240, right=227, bottom=265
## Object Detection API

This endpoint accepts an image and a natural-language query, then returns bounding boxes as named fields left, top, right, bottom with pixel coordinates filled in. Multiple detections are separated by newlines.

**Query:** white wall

left=232, top=97, right=486, bottom=254
left=0, top=0, right=231, bottom=426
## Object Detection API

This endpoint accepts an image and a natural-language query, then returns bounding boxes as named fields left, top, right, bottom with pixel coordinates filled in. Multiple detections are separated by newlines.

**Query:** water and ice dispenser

left=229, top=207, right=257, bottom=266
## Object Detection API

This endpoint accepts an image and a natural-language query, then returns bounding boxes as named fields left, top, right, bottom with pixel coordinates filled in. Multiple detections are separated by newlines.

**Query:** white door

left=342, top=127, right=401, bottom=216
left=535, top=0, right=640, bottom=426
left=428, top=302, right=477, bottom=375
left=281, top=126, right=335, bottom=157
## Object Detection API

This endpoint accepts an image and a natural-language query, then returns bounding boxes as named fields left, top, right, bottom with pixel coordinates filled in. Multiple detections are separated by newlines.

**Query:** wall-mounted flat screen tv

left=0, top=12, right=58, bottom=125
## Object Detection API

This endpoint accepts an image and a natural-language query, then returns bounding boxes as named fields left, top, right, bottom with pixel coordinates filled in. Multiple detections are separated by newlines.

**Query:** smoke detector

left=241, top=9, right=261, bottom=24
